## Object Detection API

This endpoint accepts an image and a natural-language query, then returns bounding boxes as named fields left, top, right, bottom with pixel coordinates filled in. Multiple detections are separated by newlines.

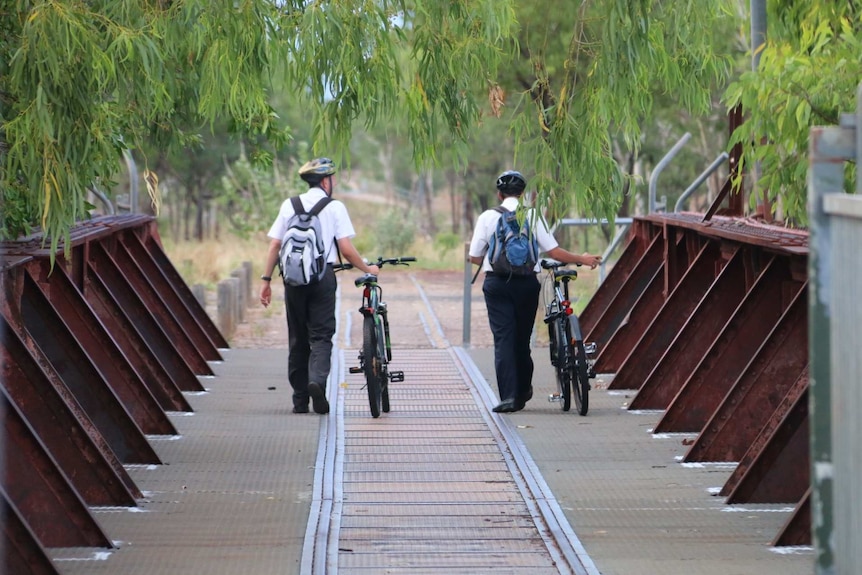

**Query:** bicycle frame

left=541, top=259, right=597, bottom=415
left=336, top=256, right=415, bottom=417
left=356, top=278, right=392, bottom=365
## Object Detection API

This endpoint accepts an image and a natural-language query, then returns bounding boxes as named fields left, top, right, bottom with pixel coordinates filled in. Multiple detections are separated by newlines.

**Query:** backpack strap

left=289, top=196, right=305, bottom=215
left=305, top=196, right=338, bottom=265
left=493, top=206, right=508, bottom=214
left=289, top=195, right=333, bottom=216
left=308, top=196, right=333, bottom=216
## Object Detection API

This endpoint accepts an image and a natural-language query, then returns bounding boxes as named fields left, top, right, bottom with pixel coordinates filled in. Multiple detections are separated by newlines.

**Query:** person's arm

left=337, top=237, right=380, bottom=275
left=259, top=238, right=281, bottom=308
left=545, top=245, right=603, bottom=269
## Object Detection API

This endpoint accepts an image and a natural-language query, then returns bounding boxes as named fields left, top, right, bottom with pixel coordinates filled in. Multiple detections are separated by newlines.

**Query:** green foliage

left=218, top=154, right=302, bottom=238
left=499, top=0, right=735, bottom=224
left=1, top=0, right=515, bottom=253
left=723, top=0, right=862, bottom=224
left=373, top=209, right=416, bottom=255
left=434, top=231, right=461, bottom=257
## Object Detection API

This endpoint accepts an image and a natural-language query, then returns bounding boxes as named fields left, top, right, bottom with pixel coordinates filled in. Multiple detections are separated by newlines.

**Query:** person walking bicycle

left=468, top=170, right=602, bottom=413
left=259, top=157, right=379, bottom=415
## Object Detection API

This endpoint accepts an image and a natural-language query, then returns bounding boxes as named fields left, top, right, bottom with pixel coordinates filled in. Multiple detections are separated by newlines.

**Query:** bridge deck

left=50, top=344, right=811, bottom=575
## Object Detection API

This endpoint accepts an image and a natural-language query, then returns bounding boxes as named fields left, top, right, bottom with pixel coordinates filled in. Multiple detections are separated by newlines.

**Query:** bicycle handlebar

left=333, top=256, right=416, bottom=272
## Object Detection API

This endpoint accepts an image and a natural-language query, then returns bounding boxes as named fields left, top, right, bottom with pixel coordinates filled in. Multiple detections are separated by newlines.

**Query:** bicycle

left=334, top=256, right=416, bottom=418
left=540, top=258, right=597, bottom=415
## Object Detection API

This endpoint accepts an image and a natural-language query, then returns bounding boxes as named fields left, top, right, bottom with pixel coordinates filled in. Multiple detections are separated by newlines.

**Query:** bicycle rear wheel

left=554, top=318, right=572, bottom=412
left=363, top=315, right=383, bottom=418
left=573, top=339, right=590, bottom=416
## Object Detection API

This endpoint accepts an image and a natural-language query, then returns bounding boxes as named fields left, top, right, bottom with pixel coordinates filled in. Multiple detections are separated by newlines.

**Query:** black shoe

left=308, top=383, right=330, bottom=414
left=512, top=386, right=532, bottom=412
left=292, top=405, right=309, bottom=414
left=492, top=399, right=518, bottom=413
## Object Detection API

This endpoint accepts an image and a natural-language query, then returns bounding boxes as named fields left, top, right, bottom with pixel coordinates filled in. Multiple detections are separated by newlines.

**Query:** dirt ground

left=228, top=269, right=500, bottom=349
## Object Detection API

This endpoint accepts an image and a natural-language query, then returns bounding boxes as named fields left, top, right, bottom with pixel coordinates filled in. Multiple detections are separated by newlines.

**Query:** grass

left=159, top=193, right=470, bottom=287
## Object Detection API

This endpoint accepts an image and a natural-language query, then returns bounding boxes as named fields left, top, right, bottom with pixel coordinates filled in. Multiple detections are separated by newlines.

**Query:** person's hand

left=367, top=264, right=380, bottom=275
left=581, top=253, right=602, bottom=269
left=260, top=282, right=272, bottom=308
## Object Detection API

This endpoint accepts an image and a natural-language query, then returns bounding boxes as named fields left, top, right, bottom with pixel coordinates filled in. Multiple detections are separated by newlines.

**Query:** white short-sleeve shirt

left=267, top=188, right=355, bottom=264
left=468, top=196, right=558, bottom=272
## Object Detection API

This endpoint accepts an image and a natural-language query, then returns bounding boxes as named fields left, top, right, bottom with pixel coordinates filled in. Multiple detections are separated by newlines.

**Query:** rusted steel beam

left=119, top=230, right=224, bottom=360
left=773, top=488, right=812, bottom=546
left=684, top=286, right=808, bottom=462
left=0, top=314, right=140, bottom=505
left=704, top=104, right=744, bottom=220
left=616, top=241, right=725, bottom=393
left=18, top=272, right=161, bottom=465
left=654, top=256, right=796, bottom=433
left=598, top=222, right=697, bottom=376
left=635, top=247, right=749, bottom=410
left=76, top=255, right=200, bottom=402
left=599, top=263, right=664, bottom=377
left=586, top=232, right=665, bottom=357
left=724, top=381, right=809, bottom=504
left=2, top=488, right=62, bottom=575
left=3, top=390, right=115, bottom=549
left=85, top=242, right=209, bottom=389
left=26, top=259, right=177, bottom=436
left=140, top=229, right=229, bottom=349
left=661, top=224, right=696, bottom=295
left=93, top=238, right=214, bottom=375
left=643, top=213, right=808, bottom=256
left=580, top=221, right=657, bottom=337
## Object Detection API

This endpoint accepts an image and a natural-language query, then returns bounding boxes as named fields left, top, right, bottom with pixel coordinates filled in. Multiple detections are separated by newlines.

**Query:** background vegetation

left=3, top=0, right=861, bottom=281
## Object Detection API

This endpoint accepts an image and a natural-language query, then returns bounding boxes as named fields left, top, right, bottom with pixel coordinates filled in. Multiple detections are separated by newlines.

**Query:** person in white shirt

left=468, top=170, right=602, bottom=413
left=259, top=157, right=379, bottom=414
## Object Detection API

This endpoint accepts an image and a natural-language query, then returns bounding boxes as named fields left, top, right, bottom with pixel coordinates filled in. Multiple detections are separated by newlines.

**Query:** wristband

left=260, top=275, right=272, bottom=282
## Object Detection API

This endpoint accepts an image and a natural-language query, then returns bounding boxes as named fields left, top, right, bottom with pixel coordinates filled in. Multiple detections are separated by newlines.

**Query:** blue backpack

left=487, top=206, right=539, bottom=277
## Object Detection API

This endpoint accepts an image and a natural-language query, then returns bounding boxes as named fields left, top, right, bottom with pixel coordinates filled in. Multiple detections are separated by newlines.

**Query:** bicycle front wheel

left=573, top=339, right=590, bottom=416
left=554, top=318, right=572, bottom=412
left=363, top=315, right=383, bottom=418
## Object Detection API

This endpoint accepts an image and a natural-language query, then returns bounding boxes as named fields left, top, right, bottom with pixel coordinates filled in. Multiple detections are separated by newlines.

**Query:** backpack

left=487, top=206, right=539, bottom=277
left=278, top=196, right=333, bottom=286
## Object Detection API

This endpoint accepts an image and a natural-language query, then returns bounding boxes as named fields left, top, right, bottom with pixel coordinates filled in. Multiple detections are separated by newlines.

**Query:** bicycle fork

left=348, top=305, right=404, bottom=383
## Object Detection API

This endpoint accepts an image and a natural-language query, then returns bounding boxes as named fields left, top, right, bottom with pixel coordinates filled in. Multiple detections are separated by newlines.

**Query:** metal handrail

left=674, top=152, right=729, bottom=212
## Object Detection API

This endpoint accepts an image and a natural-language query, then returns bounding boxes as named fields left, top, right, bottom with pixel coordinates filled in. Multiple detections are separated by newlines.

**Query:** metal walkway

left=303, top=347, right=598, bottom=574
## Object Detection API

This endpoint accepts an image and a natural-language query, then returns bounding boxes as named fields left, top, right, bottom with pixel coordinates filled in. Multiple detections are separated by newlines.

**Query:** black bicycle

left=540, top=258, right=597, bottom=415
left=334, top=256, right=416, bottom=418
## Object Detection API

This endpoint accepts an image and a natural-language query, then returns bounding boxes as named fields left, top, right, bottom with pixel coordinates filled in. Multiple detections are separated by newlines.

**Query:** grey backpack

left=278, top=196, right=333, bottom=286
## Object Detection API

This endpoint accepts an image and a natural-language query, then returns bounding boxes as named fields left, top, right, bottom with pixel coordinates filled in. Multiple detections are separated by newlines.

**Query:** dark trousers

left=483, top=273, right=541, bottom=403
left=284, top=267, right=337, bottom=409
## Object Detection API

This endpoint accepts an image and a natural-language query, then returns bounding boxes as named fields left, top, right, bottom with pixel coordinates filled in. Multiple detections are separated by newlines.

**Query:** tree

left=493, top=0, right=737, bottom=224
left=0, top=0, right=516, bottom=254
left=723, top=1, right=862, bottom=224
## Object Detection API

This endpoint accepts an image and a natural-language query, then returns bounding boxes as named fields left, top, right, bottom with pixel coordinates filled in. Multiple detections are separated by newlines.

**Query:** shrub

left=373, top=209, right=415, bottom=256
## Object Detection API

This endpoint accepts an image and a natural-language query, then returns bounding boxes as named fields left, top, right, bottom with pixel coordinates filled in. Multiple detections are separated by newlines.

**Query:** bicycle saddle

left=554, top=269, right=578, bottom=280
left=355, top=273, right=378, bottom=287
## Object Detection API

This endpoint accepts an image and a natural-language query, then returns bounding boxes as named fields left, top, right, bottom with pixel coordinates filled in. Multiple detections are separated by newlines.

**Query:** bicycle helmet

left=496, top=170, right=526, bottom=195
left=298, top=157, right=336, bottom=183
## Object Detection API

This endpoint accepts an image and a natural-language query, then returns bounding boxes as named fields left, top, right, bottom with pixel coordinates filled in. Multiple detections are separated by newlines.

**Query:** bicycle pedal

left=389, top=371, right=404, bottom=382
left=584, top=342, right=597, bottom=355
left=548, top=394, right=561, bottom=403
left=348, top=366, right=362, bottom=374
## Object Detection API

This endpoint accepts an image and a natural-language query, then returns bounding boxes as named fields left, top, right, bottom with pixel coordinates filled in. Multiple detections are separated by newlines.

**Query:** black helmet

left=496, top=170, right=526, bottom=195
left=298, top=157, right=336, bottom=183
